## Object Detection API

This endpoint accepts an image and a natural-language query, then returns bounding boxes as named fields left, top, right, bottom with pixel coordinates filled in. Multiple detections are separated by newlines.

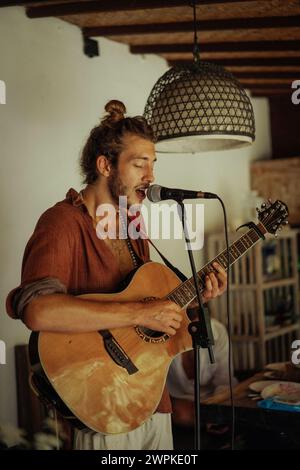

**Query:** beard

left=107, top=168, right=131, bottom=207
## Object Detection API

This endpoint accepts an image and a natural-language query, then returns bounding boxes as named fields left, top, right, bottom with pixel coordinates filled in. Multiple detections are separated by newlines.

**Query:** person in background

left=167, top=315, right=237, bottom=428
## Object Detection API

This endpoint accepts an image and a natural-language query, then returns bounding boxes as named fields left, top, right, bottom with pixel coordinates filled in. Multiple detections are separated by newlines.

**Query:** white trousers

left=74, top=413, right=173, bottom=451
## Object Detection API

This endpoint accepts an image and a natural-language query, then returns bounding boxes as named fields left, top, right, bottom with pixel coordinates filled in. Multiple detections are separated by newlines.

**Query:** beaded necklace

left=80, top=190, right=139, bottom=269
left=119, top=210, right=139, bottom=269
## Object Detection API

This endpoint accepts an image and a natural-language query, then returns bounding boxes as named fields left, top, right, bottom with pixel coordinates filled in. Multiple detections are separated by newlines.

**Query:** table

left=200, top=372, right=300, bottom=448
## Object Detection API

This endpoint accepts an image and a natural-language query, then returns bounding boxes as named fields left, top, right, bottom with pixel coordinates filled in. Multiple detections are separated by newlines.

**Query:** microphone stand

left=177, top=200, right=215, bottom=451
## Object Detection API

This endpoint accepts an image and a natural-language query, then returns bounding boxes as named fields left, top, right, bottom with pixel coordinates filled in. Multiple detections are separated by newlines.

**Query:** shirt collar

left=66, top=188, right=87, bottom=211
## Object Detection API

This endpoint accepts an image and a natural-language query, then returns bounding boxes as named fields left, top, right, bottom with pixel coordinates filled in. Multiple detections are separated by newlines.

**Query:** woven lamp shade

left=144, top=61, right=255, bottom=153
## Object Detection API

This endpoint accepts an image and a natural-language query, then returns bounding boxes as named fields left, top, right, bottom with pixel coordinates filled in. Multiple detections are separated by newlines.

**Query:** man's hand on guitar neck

left=137, top=263, right=227, bottom=336
left=190, top=262, right=227, bottom=308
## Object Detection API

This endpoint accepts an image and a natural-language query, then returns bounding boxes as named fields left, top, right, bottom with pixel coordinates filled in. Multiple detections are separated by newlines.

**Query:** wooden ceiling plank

left=161, top=51, right=300, bottom=60
left=51, top=2, right=300, bottom=29
left=230, top=71, right=300, bottom=78
left=83, top=16, right=300, bottom=37
left=0, top=0, right=53, bottom=8
left=239, top=79, right=293, bottom=84
left=251, top=89, right=290, bottom=96
left=249, top=85, right=292, bottom=89
left=167, top=57, right=300, bottom=66
left=25, top=0, right=261, bottom=18
left=131, top=40, right=300, bottom=54
left=107, top=28, right=300, bottom=46
left=0, top=1, right=53, bottom=6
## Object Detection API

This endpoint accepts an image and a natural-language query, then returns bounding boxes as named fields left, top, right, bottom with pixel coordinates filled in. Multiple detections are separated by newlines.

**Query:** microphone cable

left=215, top=195, right=235, bottom=451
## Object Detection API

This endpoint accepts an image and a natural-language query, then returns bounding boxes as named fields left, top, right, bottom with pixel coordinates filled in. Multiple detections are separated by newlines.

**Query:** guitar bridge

left=99, top=330, right=138, bottom=375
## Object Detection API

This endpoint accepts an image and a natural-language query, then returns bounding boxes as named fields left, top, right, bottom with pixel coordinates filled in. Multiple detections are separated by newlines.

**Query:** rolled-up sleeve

left=9, top=277, right=67, bottom=320
left=6, top=208, right=74, bottom=319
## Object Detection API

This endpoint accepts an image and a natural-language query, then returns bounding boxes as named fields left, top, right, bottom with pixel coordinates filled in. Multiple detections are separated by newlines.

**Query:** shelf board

left=265, top=323, right=300, bottom=340
left=232, top=335, right=259, bottom=343
left=262, top=278, right=297, bottom=289
left=232, top=323, right=300, bottom=342
left=228, top=278, right=297, bottom=290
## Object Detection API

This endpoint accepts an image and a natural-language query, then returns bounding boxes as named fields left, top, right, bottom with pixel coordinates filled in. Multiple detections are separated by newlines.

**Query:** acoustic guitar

left=29, top=200, right=288, bottom=434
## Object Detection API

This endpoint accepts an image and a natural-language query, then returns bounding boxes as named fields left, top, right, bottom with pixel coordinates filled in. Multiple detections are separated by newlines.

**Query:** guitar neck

left=166, top=222, right=266, bottom=309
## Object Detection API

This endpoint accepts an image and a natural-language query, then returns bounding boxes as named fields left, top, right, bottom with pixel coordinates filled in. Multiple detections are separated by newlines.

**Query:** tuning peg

left=285, top=220, right=289, bottom=225
left=278, top=227, right=282, bottom=231
left=261, top=203, right=266, bottom=209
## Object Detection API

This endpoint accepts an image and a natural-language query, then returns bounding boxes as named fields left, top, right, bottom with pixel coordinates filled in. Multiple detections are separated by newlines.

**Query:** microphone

left=147, top=184, right=218, bottom=203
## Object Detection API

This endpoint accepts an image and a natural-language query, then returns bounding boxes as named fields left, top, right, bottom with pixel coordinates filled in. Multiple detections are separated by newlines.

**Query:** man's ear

left=96, top=155, right=111, bottom=177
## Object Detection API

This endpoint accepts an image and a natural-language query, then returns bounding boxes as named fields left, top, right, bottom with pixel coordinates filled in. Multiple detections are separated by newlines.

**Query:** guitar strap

left=145, top=238, right=188, bottom=283
left=126, top=210, right=188, bottom=282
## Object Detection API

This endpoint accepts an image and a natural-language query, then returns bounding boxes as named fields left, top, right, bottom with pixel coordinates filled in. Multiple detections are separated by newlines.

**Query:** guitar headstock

left=257, top=199, right=289, bottom=236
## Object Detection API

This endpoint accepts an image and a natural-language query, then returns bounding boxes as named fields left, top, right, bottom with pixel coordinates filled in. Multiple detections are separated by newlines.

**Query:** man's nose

left=143, top=166, right=155, bottom=184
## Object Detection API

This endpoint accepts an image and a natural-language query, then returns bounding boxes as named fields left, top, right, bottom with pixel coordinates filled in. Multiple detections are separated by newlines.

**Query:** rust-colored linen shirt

left=6, top=188, right=171, bottom=414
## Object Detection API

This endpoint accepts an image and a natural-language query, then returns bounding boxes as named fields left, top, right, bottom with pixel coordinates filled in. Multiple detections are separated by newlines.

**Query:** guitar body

left=30, top=262, right=193, bottom=435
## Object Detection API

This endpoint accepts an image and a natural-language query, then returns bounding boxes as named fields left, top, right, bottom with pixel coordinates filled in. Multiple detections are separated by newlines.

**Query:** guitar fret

left=177, top=292, right=187, bottom=307
left=180, top=284, right=192, bottom=303
left=217, top=254, right=228, bottom=269
left=243, top=234, right=252, bottom=247
left=236, top=240, right=244, bottom=253
left=184, top=281, right=195, bottom=297
left=217, top=258, right=226, bottom=269
left=168, top=292, right=181, bottom=305
left=239, top=237, right=248, bottom=250
left=215, top=254, right=227, bottom=270
left=231, top=244, right=240, bottom=258
left=202, top=266, right=210, bottom=276
left=198, top=271, right=207, bottom=287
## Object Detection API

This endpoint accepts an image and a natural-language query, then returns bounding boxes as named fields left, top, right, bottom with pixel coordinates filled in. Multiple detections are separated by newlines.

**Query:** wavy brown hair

left=80, top=100, right=155, bottom=184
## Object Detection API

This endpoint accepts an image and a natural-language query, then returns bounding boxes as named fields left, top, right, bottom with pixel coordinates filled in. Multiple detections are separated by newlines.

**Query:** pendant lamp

left=143, top=2, right=255, bottom=153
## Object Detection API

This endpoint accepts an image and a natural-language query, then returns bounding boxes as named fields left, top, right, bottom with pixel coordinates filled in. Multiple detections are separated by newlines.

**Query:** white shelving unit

left=206, top=228, right=300, bottom=370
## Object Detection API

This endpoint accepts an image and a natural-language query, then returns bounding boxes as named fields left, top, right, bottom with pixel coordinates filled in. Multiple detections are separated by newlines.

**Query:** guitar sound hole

left=135, top=297, right=170, bottom=343
left=134, top=326, right=169, bottom=344
left=139, top=327, right=164, bottom=338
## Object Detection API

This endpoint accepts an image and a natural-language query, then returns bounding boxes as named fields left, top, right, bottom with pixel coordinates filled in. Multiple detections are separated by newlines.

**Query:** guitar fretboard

left=166, top=227, right=263, bottom=308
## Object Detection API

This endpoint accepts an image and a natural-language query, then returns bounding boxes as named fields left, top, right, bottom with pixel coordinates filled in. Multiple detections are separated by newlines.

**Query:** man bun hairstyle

left=101, top=100, right=126, bottom=126
left=80, top=99, right=155, bottom=185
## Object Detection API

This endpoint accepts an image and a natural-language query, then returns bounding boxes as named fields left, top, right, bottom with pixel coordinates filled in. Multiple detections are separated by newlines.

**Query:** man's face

left=107, top=133, right=156, bottom=208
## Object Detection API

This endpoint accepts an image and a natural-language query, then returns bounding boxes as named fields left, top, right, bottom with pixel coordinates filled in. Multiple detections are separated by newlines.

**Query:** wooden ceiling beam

left=239, top=80, right=292, bottom=87
left=167, top=57, right=300, bottom=66
left=83, top=15, right=300, bottom=37
left=25, top=0, right=259, bottom=18
left=0, top=1, right=45, bottom=6
left=131, top=41, right=300, bottom=55
left=239, top=80, right=292, bottom=86
left=229, top=71, right=300, bottom=79
left=251, top=89, right=291, bottom=96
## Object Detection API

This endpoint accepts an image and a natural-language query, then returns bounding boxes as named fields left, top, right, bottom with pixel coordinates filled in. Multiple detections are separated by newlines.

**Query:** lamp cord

left=190, top=0, right=200, bottom=62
